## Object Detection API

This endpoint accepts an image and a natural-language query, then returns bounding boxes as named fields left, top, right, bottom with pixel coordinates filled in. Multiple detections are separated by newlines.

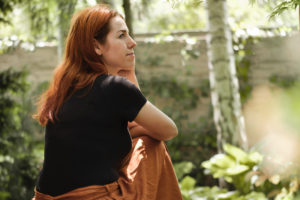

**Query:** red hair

left=34, top=4, right=123, bottom=125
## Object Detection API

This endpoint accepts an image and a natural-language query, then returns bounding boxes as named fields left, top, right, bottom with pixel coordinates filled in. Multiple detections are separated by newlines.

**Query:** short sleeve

left=97, top=75, right=147, bottom=122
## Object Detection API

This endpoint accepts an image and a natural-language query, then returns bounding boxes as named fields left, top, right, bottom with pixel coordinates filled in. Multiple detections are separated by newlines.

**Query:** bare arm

left=129, top=125, right=149, bottom=139
left=134, top=101, right=178, bottom=141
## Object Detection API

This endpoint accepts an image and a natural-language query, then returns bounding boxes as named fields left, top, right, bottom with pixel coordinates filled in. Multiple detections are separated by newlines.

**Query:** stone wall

left=0, top=46, right=58, bottom=84
left=248, top=34, right=300, bottom=86
left=1, top=32, right=299, bottom=127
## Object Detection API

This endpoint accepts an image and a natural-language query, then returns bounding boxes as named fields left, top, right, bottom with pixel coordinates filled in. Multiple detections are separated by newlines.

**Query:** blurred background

left=1, top=0, right=300, bottom=199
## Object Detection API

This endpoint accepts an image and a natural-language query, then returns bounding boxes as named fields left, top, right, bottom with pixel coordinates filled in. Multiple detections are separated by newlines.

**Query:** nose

left=127, top=35, right=137, bottom=49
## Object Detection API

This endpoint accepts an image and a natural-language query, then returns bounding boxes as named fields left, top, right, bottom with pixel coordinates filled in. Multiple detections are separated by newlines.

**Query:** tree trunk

left=123, top=0, right=133, bottom=38
left=205, top=0, right=248, bottom=152
left=96, top=0, right=116, bottom=9
left=57, top=0, right=76, bottom=63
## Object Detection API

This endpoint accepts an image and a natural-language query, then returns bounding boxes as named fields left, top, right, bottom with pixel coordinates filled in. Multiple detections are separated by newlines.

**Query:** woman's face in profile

left=95, top=16, right=137, bottom=73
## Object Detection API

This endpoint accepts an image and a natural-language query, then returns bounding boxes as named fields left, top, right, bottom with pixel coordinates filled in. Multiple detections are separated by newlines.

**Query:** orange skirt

left=32, top=136, right=183, bottom=200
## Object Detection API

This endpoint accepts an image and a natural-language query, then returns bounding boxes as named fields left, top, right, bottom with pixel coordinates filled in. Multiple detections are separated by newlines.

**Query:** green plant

left=201, top=143, right=267, bottom=194
left=0, top=67, right=46, bottom=200
left=173, top=162, right=267, bottom=200
left=232, top=31, right=261, bottom=104
left=269, top=74, right=299, bottom=89
left=180, top=177, right=267, bottom=200
left=200, top=143, right=300, bottom=199
left=174, top=161, right=196, bottom=180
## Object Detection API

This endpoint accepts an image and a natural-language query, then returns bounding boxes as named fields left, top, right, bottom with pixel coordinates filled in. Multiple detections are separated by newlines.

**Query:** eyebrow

left=117, top=29, right=129, bottom=34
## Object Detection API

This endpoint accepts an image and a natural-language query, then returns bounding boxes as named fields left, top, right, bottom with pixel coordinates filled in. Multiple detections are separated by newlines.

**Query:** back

left=36, top=74, right=147, bottom=196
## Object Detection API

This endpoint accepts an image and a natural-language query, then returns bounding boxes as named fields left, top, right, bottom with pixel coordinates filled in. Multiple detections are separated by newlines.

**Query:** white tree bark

left=205, top=0, right=248, bottom=152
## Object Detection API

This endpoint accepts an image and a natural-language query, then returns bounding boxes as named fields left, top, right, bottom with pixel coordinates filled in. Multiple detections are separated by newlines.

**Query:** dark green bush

left=0, top=68, right=45, bottom=200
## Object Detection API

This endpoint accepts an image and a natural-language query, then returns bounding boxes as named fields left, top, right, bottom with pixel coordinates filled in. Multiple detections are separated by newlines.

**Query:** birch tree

left=205, top=0, right=248, bottom=152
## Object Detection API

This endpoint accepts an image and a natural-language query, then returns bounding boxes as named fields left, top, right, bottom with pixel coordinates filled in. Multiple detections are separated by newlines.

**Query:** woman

left=33, top=4, right=183, bottom=200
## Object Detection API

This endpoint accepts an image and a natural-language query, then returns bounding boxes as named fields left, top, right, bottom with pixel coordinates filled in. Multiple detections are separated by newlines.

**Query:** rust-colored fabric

left=118, top=136, right=183, bottom=200
left=33, top=136, right=183, bottom=200
left=32, top=181, right=124, bottom=200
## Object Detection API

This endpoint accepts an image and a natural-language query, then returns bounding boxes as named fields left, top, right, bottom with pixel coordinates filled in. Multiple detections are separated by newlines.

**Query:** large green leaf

left=212, top=165, right=249, bottom=178
left=224, top=176, right=233, bottom=183
left=210, top=154, right=237, bottom=169
left=203, top=154, right=237, bottom=169
left=216, top=191, right=240, bottom=200
left=225, top=165, right=250, bottom=176
left=223, top=143, right=251, bottom=164
left=213, top=169, right=229, bottom=178
left=180, top=175, right=196, bottom=191
left=201, top=160, right=213, bottom=169
left=240, top=191, right=266, bottom=200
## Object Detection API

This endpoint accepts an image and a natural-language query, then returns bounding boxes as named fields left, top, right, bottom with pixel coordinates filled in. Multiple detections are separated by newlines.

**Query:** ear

left=94, top=39, right=102, bottom=56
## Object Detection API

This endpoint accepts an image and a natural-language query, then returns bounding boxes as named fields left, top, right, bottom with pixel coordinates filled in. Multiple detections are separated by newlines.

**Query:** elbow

left=164, top=125, right=178, bottom=141
left=172, top=126, right=178, bottom=138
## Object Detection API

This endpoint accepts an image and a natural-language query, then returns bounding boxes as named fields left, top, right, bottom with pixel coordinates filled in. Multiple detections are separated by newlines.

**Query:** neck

left=106, top=66, right=119, bottom=76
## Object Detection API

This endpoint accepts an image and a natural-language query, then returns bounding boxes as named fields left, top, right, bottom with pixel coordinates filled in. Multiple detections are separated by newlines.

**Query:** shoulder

left=96, top=74, right=132, bottom=92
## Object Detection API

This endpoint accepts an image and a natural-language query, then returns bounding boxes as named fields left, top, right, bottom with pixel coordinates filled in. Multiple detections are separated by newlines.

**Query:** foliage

left=0, top=0, right=90, bottom=44
left=0, top=67, right=45, bottom=200
left=269, top=74, right=299, bottom=89
left=202, top=143, right=268, bottom=194
left=201, top=143, right=300, bottom=199
left=161, top=0, right=203, bottom=9
left=249, top=0, right=300, bottom=20
left=0, top=0, right=22, bottom=25
left=267, top=0, right=300, bottom=20
left=233, top=32, right=260, bottom=104
left=174, top=161, right=196, bottom=180
left=21, top=0, right=56, bottom=39
left=174, top=161, right=267, bottom=200
left=143, top=0, right=206, bottom=32
left=148, top=0, right=298, bottom=34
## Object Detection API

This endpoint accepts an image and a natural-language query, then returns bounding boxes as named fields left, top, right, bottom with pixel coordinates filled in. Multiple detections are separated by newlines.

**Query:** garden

left=1, top=0, right=300, bottom=199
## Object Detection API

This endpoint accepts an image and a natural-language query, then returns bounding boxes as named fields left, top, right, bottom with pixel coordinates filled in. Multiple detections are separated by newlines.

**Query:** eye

left=119, top=34, right=124, bottom=38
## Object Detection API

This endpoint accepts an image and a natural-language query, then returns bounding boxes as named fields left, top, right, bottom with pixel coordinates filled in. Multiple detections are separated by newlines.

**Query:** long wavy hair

left=34, top=4, right=123, bottom=125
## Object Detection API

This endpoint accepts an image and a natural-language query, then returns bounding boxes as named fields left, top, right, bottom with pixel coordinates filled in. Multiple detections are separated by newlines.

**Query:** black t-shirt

left=36, top=74, right=147, bottom=196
